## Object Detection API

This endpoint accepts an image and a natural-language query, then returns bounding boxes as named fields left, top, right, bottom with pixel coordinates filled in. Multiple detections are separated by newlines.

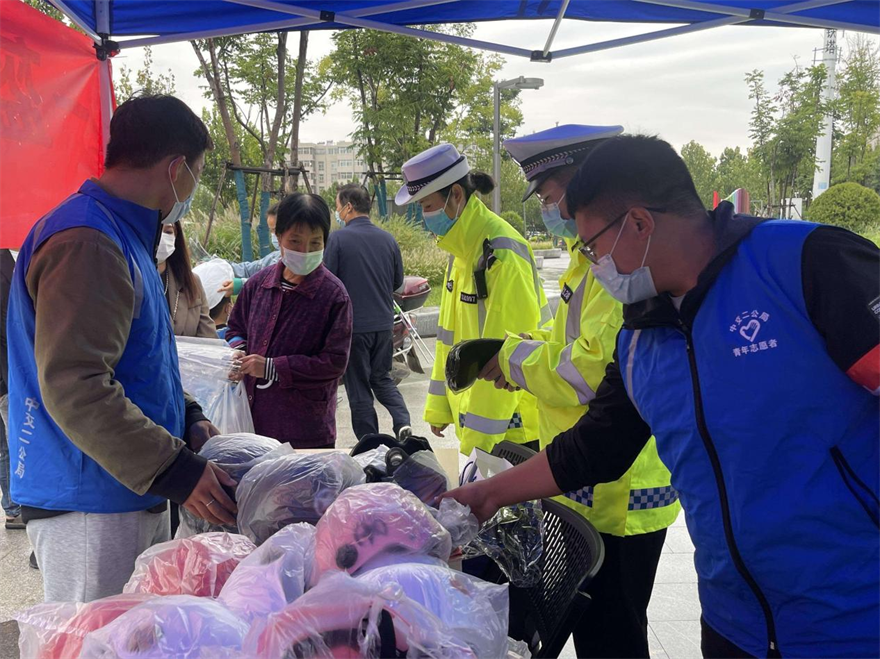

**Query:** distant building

left=293, top=140, right=368, bottom=193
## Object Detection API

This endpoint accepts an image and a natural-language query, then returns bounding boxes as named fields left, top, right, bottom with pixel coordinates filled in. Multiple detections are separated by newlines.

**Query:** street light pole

left=492, top=76, right=544, bottom=215
left=493, top=82, right=502, bottom=213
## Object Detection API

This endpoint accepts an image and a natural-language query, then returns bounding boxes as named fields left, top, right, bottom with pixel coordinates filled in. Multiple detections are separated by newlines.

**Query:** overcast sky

left=110, top=20, right=879, bottom=157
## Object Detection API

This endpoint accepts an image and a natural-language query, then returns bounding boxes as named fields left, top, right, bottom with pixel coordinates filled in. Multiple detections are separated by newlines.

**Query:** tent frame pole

left=45, top=0, right=101, bottom=42
left=113, top=0, right=458, bottom=50
left=636, top=0, right=876, bottom=33
left=94, top=0, right=113, bottom=150
left=542, top=0, right=570, bottom=58
left=553, top=0, right=858, bottom=60
left=223, top=0, right=535, bottom=58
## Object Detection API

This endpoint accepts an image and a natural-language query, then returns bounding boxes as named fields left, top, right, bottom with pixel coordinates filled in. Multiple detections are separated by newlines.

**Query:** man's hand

left=477, top=353, right=519, bottom=392
left=185, top=420, right=219, bottom=453
left=239, top=354, right=267, bottom=378
left=218, top=280, right=235, bottom=297
left=183, top=462, right=237, bottom=527
left=439, top=481, right=500, bottom=525
left=229, top=350, right=246, bottom=382
left=431, top=424, right=448, bottom=438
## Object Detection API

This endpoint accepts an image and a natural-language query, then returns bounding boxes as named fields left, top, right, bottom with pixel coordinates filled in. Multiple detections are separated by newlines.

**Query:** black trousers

left=700, top=618, right=756, bottom=658
left=574, top=527, right=667, bottom=658
left=342, top=330, right=411, bottom=439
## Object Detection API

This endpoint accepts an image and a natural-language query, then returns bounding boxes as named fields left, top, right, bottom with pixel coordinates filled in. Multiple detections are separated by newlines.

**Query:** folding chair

left=490, top=441, right=605, bottom=658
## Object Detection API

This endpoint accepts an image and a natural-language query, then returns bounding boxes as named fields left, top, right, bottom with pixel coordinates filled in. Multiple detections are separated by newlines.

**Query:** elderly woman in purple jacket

left=227, top=193, right=353, bottom=447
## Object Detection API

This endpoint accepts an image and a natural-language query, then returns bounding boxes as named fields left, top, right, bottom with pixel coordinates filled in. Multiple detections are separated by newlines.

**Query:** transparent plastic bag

left=390, top=451, right=450, bottom=505
left=219, top=523, right=316, bottom=625
left=312, top=483, right=452, bottom=584
left=177, top=436, right=291, bottom=538
left=431, top=498, right=479, bottom=549
left=350, top=445, right=389, bottom=473
left=237, top=452, right=365, bottom=545
left=176, top=336, right=236, bottom=413
left=16, top=594, right=153, bottom=659
left=79, top=595, right=248, bottom=659
left=506, top=638, right=532, bottom=659
left=463, top=501, right=544, bottom=588
left=123, top=532, right=255, bottom=598
left=243, top=572, right=476, bottom=659
left=207, top=382, right=255, bottom=435
left=357, top=558, right=509, bottom=658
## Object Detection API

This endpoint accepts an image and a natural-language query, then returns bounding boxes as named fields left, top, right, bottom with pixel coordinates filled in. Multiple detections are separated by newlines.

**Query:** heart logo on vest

left=739, top=319, right=761, bottom=343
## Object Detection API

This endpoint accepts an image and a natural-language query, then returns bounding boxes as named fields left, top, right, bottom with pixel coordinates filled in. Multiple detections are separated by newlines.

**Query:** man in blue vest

left=7, top=95, right=238, bottom=603
left=444, top=135, right=879, bottom=658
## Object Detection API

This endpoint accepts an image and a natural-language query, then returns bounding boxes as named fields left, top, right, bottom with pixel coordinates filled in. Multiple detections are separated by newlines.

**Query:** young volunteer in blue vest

left=444, top=135, right=880, bottom=658
left=7, top=95, right=238, bottom=603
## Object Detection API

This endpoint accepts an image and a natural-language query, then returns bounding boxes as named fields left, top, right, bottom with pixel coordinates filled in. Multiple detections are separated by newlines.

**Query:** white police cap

left=504, top=124, right=623, bottom=202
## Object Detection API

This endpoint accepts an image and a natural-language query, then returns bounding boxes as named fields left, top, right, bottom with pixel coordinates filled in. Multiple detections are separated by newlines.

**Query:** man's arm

left=444, top=354, right=653, bottom=522
left=802, top=226, right=879, bottom=394
left=230, top=251, right=280, bottom=279
left=323, top=233, right=340, bottom=276
left=393, top=241, right=404, bottom=293
left=27, top=228, right=206, bottom=503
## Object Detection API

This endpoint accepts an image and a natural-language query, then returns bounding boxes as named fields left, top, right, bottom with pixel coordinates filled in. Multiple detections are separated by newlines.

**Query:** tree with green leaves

left=115, top=47, right=176, bottom=102
left=680, top=140, right=718, bottom=208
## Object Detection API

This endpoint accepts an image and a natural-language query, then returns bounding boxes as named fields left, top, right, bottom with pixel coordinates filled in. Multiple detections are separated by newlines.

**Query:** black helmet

left=445, top=339, right=504, bottom=394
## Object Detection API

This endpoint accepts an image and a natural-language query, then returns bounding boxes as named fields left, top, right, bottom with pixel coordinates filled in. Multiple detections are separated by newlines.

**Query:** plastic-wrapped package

left=16, top=594, right=153, bottom=659
left=313, top=483, right=452, bottom=583
left=463, top=501, right=544, bottom=588
left=431, top=498, right=479, bottom=549
left=506, top=638, right=532, bottom=659
left=177, top=436, right=291, bottom=538
left=243, top=572, right=476, bottom=659
left=79, top=595, right=248, bottom=659
left=357, top=558, right=509, bottom=658
left=176, top=336, right=236, bottom=414
left=350, top=445, right=389, bottom=474
left=219, top=523, right=316, bottom=624
left=389, top=451, right=450, bottom=504
left=237, top=452, right=365, bottom=545
left=123, top=533, right=256, bottom=598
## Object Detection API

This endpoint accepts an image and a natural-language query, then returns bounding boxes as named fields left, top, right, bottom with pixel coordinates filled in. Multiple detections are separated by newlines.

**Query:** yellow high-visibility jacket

left=424, top=195, right=550, bottom=456
left=498, top=239, right=680, bottom=536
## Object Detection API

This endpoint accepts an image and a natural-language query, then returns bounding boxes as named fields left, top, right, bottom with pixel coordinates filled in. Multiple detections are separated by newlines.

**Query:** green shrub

left=806, top=183, right=880, bottom=235
left=378, top=215, right=448, bottom=294
left=501, top=210, right=524, bottom=235
left=529, top=240, right=555, bottom=251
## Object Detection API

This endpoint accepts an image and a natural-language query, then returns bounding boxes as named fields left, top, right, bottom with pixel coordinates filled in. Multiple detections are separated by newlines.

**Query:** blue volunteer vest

left=7, top=181, right=185, bottom=513
left=618, top=220, right=879, bottom=658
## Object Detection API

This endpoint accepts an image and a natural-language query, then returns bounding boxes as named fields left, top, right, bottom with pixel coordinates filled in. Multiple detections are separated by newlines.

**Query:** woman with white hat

left=395, top=143, right=549, bottom=456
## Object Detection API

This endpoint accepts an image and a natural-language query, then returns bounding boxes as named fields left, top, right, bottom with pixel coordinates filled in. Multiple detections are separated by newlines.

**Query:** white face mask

left=156, top=232, right=176, bottom=264
left=282, top=248, right=324, bottom=276
left=163, top=161, right=198, bottom=226
left=590, top=214, right=658, bottom=305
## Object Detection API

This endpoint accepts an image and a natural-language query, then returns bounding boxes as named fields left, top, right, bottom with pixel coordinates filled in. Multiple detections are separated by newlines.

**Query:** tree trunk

left=287, top=31, right=309, bottom=192
left=192, top=39, right=241, bottom=167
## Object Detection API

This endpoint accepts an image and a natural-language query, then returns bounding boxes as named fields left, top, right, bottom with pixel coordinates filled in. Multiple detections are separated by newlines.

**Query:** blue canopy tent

left=44, top=0, right=879, bottom=146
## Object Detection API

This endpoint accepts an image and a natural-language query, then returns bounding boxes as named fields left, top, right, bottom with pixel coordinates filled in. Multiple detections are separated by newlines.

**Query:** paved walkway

left=0, top=333, right=702, bottom=657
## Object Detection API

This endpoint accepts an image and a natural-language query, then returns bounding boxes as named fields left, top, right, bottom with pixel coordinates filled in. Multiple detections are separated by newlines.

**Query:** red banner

left=0, top=0, right=110, bottom=249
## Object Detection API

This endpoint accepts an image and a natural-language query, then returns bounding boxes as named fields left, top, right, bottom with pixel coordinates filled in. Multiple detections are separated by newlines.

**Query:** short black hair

left=275, top=193, right=331, bottom=243
left=337, top=184, right=371, bottom=215
left=267, top=201, right=280, bottom=217
left=105, top=95, right=213, bottom=169
left=566, top=135, right=705, bottom=220
left=209, top=297, right=232, bottom=321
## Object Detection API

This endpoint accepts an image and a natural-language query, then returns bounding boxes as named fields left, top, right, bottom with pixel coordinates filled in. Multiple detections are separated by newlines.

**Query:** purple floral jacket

left=226, top=262, right=352, bottom=447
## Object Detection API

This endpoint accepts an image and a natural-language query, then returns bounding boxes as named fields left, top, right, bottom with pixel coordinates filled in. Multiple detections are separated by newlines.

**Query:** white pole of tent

left=493, top=83, right=501, bottom=213
left=225, top=0, right=535, bottom=58
left=553, top=13, right=747, bottom=58
left=637, top=0, right=877, bottom=34
left=95, top=0, right=113, bottom=150
left=116, top=0, right=457, bottom=50
left=543, top=0, right=571, bottom=58
left=812, top=28, right=837, bottom=200
left=45, top=0, right=101, bottom=42
left=554, top=0, right=870, bottom=60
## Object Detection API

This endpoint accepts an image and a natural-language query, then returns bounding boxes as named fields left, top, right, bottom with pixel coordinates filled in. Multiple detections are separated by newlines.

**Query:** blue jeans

left=0, top=394, right=20, bottom=518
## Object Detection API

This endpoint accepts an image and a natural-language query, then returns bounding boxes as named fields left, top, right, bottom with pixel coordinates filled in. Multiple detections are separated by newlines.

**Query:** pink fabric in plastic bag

left=123, top=533, right=255, bottom=598
left=16, top=594, right=153, bottom=659
left=313, top=483, right=452, bottom=584
left=243, top=571, right=476, bottom=659
left=79, top=595, right=248, bottom=659
left=219, top=523, right=316, bottom=624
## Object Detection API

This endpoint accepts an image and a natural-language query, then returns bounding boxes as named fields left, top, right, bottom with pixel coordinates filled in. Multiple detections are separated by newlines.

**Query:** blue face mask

left=270, top=234, right=280, bottom=250
left=541, top=204, right=577, bottom=240
left=335, top=211, right=345, bottom=227
left=163, top=161, right=197, bottom=226
left=422, top=190, right=460, bottom=237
